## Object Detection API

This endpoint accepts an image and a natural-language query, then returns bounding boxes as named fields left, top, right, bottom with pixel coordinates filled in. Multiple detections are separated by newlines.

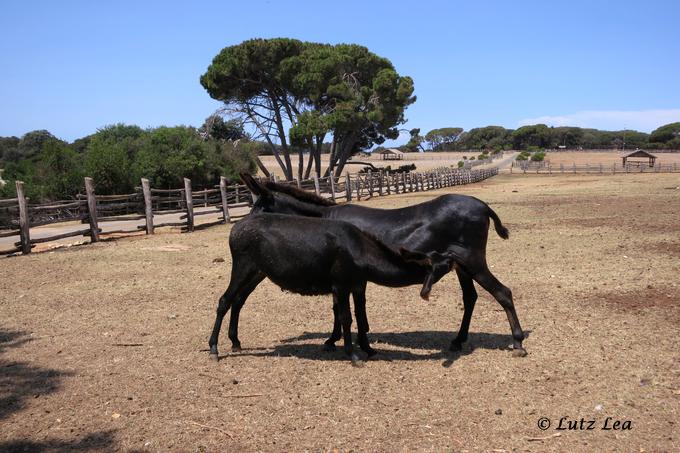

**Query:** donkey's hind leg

left=473, top=267, right=527, bottom=356
left=226, top=271, right=265, bottom=353
left=450, top=267, right=478, bottom=352
left=208, top=262, right=264, bottom=360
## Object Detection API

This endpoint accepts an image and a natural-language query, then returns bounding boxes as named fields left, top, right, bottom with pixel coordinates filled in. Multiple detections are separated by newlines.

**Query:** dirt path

left=1, top=173, right=678, bottom=451
left=0, top=206, right=250, bottom=251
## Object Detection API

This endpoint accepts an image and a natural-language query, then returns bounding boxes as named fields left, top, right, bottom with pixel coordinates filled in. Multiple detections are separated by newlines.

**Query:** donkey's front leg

left=323, top=303, right=342, bottom=351
left=333, top=288, right=362, bottom=366
left=353, top=288, right=376, bottom=357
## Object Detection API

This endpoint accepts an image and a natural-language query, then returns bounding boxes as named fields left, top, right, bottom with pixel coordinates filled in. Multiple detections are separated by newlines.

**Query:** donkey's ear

left=240, top=173, right=268, bottom=197
left=399, top=247, right=432, bottom=265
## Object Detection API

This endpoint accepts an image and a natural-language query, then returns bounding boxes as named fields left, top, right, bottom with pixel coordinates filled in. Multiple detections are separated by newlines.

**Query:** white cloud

left=518, top=109, right=680, bottom=132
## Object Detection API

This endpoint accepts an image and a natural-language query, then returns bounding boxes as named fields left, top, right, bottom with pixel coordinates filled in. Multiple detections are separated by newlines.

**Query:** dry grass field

left=1, top=173, right=679, bottom=452
left=260, top=150, right=680, bottom=178
left=259, top=152, right=484, bottom=177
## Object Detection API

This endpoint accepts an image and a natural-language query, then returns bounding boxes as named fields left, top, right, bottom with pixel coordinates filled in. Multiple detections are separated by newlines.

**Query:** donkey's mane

left=263, top=181, right=337, bottom=206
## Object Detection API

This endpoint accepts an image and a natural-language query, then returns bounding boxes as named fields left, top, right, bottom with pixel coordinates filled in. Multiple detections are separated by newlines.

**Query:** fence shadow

left=0, top=329, right=122, bottom=453
left=224, top=330, right=527, bottom=366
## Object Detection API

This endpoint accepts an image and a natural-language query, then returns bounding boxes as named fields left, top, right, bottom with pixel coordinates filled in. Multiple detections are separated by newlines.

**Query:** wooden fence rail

left=511, top=162, right=680, bottom=174
left=0, top=166, right=498, bottom=255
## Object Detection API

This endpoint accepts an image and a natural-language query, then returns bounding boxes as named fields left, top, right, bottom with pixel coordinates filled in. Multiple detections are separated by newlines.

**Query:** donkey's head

left=240, top=173, right=328, bottom=218
left=399, top=248, right=459, bottom=301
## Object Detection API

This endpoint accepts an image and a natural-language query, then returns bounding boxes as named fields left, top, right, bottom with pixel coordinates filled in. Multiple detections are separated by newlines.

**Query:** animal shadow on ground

left=0, top=329, right=122, bottom=453
left=230, top=330, right=531, bottom=366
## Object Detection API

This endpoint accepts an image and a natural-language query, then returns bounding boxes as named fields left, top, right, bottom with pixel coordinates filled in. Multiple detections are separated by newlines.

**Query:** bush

left=457, top=161, right=464, bottom=168
left=530, top=151, right=546, bottom=162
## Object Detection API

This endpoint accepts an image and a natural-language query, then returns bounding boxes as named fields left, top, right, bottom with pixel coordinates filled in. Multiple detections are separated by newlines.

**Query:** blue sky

left=1, top=1, right=679, bottom=143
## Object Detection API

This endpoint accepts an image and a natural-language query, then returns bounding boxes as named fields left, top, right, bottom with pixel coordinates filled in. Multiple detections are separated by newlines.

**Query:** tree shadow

left=0, top=329, right=121, bottom=452
left=223, top=330, right=531, bottom=366
left=0, top=329, right=72, bottom=422
left=0, top=431, right=120, bottom=453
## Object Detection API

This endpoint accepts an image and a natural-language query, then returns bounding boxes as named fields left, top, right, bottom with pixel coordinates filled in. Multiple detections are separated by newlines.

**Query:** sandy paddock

left=1, top=173, right=679, bottom=451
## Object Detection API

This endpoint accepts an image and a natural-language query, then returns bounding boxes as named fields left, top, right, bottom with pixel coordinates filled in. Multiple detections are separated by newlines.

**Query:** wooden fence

left=511, top=162, right=680, bottom=174
left=0, top=167, right=498, bottom=255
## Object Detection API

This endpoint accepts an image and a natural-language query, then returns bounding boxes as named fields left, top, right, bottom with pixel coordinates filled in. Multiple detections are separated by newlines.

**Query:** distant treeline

left=396, top=122, right=680, bottom=152
left=0, top=117, right=258, bottom=202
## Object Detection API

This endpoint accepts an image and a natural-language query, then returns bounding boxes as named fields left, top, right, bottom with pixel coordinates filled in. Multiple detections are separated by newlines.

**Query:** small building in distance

left=378, top=148, right=405, bottom=161
left=622, top=149, right=657, bottom=167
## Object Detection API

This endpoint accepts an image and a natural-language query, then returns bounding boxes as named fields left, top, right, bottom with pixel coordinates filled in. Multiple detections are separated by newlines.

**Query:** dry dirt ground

left=1, top=173, right=679, bottom=452
left=541, top=151, right=680, bottom=166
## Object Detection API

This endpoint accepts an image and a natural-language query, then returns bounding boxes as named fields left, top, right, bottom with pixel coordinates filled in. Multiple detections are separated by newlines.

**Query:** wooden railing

left=0, top=167, right=498, bottom=255
left=511, top=162, right=680, bottom=174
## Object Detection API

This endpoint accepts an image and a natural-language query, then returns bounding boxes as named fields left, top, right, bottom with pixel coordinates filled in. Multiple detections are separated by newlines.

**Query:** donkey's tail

left=488, top=206, right=509, bottom=239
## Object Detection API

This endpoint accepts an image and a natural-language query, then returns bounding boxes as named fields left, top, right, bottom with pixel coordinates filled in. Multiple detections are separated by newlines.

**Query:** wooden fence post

left=313, top=174, right=321, bottom=196
left=15, top=181, right=31, bottom=254
left=184, top=178, right=194, bottom=232
left=345, top=173, right=352, bottom=201
left=141, top=178, right=154, bottom=234
left=219, top=176, right=231, bottom=223
left=357, top=175, right=363, bottom=201
left=367, top=171, right=373, bottom=196
left=329, top=175, right=336, bottom=203
left=84, top=177, right=99, bottom=242
left=378, top=171, right=384, bottom=196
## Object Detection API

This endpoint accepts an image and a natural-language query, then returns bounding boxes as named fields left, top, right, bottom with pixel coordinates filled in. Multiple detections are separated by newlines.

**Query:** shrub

left=530, top=151, right=546, bottom=162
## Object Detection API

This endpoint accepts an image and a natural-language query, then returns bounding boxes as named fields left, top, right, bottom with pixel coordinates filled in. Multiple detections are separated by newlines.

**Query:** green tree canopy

left=649, top=122, right=680, bottom=148
left=199, top=115, right=246, bottom=141
left=511, top=124, right=551, bottom=149
left=424, top=127, right=464, bottom=151
left=457, top=126, right=512, bottom=150
left=200, top=38, right=415, bottom=179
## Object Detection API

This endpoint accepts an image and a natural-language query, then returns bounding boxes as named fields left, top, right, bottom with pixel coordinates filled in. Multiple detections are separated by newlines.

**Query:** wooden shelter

left=378, top=148, right=405, bottom=161
left=622, top=149, right=657, bottom=167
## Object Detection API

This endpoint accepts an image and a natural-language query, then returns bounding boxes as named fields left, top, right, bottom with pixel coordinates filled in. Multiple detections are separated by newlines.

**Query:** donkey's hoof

left=449, top=341, right=463, bottom=352
left=322, top=342, right=337, bottom=352
left=231, top=345, right=242, bottom=353
left=363, top=347, right=377, bottom=358
left=350, top=355, right=365, bottom=368
left=512, top=348, right=528, bottom=357
left=209, top=353, right=219, bottom=362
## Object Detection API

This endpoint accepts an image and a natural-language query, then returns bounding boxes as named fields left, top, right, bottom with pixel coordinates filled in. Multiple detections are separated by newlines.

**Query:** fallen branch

left=526, top=433, right=562, bottom=442
left=223, top=394, right=264, bottom=398
left=189, top=421, right=234, bottom=438
left=111, top=343, right=144, bottom=347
